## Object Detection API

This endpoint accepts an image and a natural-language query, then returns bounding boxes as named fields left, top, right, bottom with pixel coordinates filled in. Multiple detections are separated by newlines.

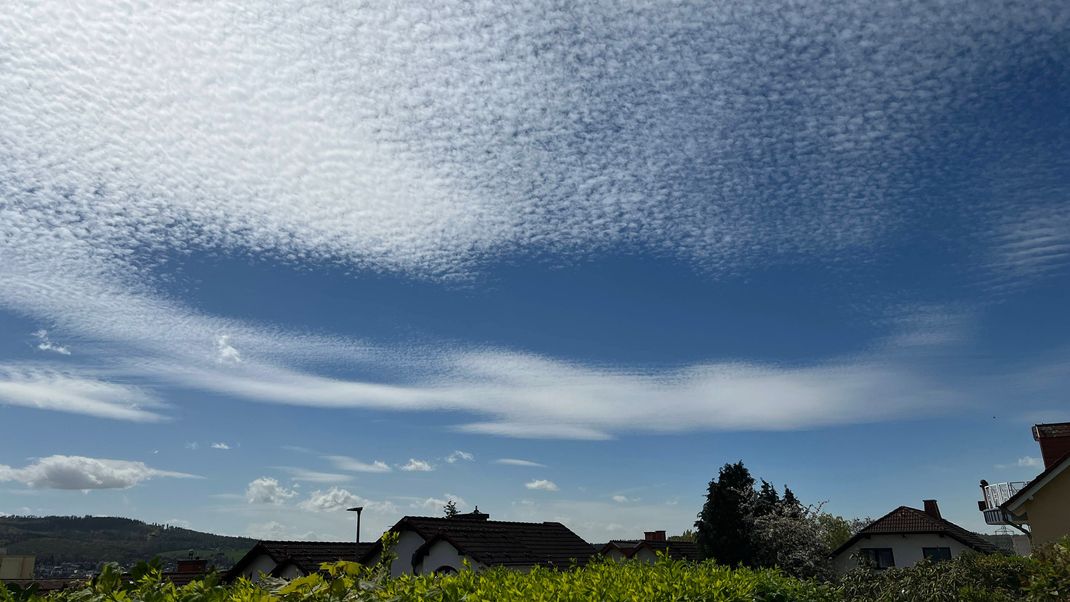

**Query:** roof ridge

left=403, top=515, right=573, bottom=527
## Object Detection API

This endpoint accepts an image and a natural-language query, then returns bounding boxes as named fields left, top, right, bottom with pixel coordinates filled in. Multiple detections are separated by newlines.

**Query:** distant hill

left=0, top=515, right=255, bottom=571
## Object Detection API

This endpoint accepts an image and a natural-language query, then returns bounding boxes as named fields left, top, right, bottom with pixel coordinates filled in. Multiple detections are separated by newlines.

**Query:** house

left=599, top=531, right=700, bottom=563
left=978, top=422, right=1070, bottom=547
left=361, top=508, right=596, bottom=576
left=160, top=558, right=213, bottom=586
left=2, top=558, right=213, bottom=592
left=831, top=500, right=998, bottom=574
left=227, top=541, right=373, bottom=582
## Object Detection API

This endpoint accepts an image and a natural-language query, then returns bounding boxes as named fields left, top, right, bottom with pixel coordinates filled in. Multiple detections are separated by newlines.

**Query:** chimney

left=644, top=530, right=666, bottom=542
left=1033, top=422, right=1070, bottom=470
left=923, top=500, right=941, bottom=520
left=176, top=558, right=207, bottom=574
left=453, top=507, right=490, bottom=521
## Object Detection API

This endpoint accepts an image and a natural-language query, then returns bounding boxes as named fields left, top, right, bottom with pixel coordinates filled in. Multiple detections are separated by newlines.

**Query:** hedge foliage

left=2, top=538, right=1068, bottom=602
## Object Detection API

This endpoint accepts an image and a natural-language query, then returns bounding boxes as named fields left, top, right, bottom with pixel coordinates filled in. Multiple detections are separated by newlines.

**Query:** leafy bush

left=1024, top=537, right=1070, bottom=601
left=839, top=551, right=1032, bottom=601
left=839, top=537, right=1070, bottom=602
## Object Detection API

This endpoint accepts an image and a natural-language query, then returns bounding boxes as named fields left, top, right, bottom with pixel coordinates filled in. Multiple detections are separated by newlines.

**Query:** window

left=859, top=548, right=895, bottom=569
left=923, top=547, right=952, bottom=562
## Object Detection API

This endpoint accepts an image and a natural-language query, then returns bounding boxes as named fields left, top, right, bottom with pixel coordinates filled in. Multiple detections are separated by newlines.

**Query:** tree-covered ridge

left=0, top=516, right=254, bottom=569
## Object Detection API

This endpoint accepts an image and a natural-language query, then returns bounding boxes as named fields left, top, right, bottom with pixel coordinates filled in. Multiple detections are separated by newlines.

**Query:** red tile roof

left=831, top=506, right=999, bottom=557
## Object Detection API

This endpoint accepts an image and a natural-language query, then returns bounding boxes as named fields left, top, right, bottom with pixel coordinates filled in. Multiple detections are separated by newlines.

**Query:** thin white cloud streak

left=995, top=456, right=1043, bottom=470
left=985, top=203, right=1070, bottom=289
left=495, top=459, right=547, bottom=468
left=143, top=350, right=956, bottom=439
left=0, top=365, right=167, bottom=422
left=324, top=455, right=392, bottom=474
left=0, top=455, right=197, bottom=490
left=277, top=467, right=353, bottom=483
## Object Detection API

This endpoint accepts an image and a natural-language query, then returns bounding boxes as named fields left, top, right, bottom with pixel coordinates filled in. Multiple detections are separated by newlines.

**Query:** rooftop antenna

left=346, top=506, right=364, bottom=561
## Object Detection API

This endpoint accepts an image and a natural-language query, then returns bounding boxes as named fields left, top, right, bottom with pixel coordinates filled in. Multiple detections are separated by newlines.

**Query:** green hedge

left=3, top=537, right=1068, bottom=602
left=1, top=558, right=836, bottom=602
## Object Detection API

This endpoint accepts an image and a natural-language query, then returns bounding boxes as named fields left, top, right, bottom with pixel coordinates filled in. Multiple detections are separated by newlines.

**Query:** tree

left=750, top=500, right=834, bottom=581
left=695, top=461, right=756, bottom=566
left=443, top=500, right=458, bottom=518
left=817, top=513, right=854, bottom=551
left=754, top=479, right=780, bottom=518
left=668, top=529, right=696, bottom=542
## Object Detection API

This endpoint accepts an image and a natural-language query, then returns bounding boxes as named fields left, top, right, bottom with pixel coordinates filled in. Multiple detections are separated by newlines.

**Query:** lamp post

left=346, top=506, right=363, bottom=560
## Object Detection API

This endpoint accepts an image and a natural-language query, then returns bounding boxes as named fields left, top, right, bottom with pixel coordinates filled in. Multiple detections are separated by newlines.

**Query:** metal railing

left=982, top=481, right=1027, bottom=510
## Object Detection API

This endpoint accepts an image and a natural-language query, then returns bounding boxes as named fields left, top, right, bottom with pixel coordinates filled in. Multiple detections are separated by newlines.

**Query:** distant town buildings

left=598, top=531, right=700, bottom=563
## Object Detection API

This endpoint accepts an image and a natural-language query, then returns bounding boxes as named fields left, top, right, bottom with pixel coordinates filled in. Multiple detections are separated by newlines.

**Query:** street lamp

left=346, top=506, right=363, bottom=561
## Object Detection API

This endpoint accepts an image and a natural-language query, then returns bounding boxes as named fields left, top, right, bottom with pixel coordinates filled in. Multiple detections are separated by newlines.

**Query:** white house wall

left=276, top=564, right=304, bottom=580
left=384, top=530, right=428, bottom=577
left=413, top=539, right=484, bottom=575
left=603, top=549, right=628, bottom=561
left=833, top=534, right=975, bottom=575
left=240, top=554, right=279, bottom=582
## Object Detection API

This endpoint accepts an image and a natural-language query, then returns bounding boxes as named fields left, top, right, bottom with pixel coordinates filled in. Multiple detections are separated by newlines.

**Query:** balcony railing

left=981, top=481, right=1027, bottom=510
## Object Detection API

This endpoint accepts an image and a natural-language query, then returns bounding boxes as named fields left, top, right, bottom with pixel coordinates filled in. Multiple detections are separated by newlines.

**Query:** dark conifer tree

left=695, top=461, right=756, bottom=565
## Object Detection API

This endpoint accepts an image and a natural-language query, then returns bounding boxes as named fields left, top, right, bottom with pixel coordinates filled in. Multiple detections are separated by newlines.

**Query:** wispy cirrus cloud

left=324, top=455, right=392, bottom=474
left=495, top=458, right=546, bottom=468
left=0, top=365, right=167, bottom=422
left=277, top=467, right=352, bottom=484
left=984, top=203, right=1070, bottom=290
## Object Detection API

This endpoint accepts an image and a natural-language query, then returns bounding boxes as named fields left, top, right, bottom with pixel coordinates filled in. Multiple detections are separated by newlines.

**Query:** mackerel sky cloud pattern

left=0, top=1, right=1068, bottom=438
left=1, top=0, right=1069, bottom=543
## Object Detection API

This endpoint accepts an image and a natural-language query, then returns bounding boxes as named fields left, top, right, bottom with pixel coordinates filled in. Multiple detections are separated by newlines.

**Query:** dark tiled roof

left=599, top=539, right=700, bottom=561
left=162, top=571, right=212, bottom=587
left=227, top=541, right=373, bottom=579
left=0, top=579, right=85, bottom=593
left=388, top=516, right=596, bottom=569
left=634, top=540, right=701, bottom=561
left=831, top=506, right=999, bottom=557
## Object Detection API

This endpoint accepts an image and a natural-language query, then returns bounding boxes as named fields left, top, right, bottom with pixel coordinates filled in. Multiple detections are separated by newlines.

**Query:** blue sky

left=1, top=0, right=1068, bottom=543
